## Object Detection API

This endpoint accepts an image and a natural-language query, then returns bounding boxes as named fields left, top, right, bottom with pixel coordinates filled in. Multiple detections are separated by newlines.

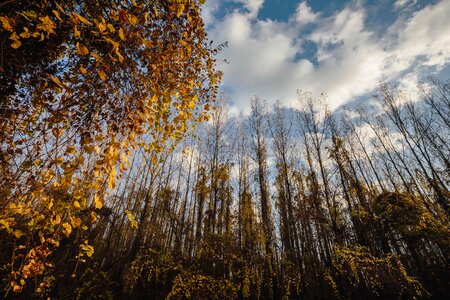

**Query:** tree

left=0, top=0, right=220, bottom=295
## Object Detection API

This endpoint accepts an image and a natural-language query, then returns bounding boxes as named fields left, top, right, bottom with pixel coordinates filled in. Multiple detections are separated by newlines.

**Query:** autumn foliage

left=0, top=0, right=219, bottom=296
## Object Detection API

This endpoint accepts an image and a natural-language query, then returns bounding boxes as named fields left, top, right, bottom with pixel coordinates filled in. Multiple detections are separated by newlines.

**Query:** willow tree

left=0, top=0, right=220, bottom=295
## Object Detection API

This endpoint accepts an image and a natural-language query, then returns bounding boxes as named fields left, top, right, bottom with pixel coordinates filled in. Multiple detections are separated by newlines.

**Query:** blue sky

left=201, top=0, right=450, bottom=112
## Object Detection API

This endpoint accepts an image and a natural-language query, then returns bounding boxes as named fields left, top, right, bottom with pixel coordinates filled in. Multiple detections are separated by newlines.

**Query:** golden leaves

left=76, top=42, right=89, bottom=55
left=90, top=211, right=97, bottom=222
left=52, top=10, right=62, bottom=21
left=9, top=32, right=21, bottom=49
left=51, top=127, right=63, bottom=138
left=125, top=210, right=138, bottom=228
left=0, top=16, right=14, bottom=32
left=8, top=202, right=29, bottom=215
left=119, top=28, right=125, bottom=40
left=103, top=36, right=124, bottom=62
left=62, top=222, right=72, bottom=236
left=71, top=12, right=92, bottom=26
left=74, top=25, right=80, bottom=37
left=176, top=4, right=185, bottom=18
left=50, top=75, right=72, bottom=94
left=66, top=145, right=77, bottom=155
left=50, top=75, right=62, bottom=86
left=12, top=283, right=22, bottom=293
left=98, top=69, right=107, bottom=81
left=14, top=230, right=24, bottom=238
left=19, top=27, right=30, bottom=38
left=37, top=16, right=56, bottom=35
left=79, top=240, right=94, bottom=257
left=0, top=218, right=13, bottom=231
left=73, top=201, right=81, bottom=209
left=51, top=214, right=61, bottom=226
left=1, top=1, right=220, bottom=294
left=19, top=11, right=38, bottom=21
left=108, top=166, right=117, bottom=189
left=70, top=216, right=81, bottom=228
left=107, top=23, right=115, bottom=32
left=79, top=66, right=88, bottom=75
left=98, top=22, right=107, bottom=33
left=128, top=14, right=138, bottom=26
left=121, top=152, right=130, bottom=166
left=94, top=194, right=103, bottom=209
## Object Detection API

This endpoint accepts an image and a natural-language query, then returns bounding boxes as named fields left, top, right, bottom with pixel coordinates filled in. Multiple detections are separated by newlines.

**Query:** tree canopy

left=0, top=0, right=220, bottom=295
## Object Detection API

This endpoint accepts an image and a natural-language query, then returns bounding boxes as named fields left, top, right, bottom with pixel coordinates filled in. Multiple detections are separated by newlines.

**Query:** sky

left=201, top=0, right=450, bottom=112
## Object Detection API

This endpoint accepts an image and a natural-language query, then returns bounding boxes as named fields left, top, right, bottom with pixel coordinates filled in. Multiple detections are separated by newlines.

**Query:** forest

left=0, top=0, right=449, bottom=299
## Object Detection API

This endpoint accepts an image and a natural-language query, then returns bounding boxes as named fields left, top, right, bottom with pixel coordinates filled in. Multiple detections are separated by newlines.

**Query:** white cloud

left=389, top=0, right=450, bottom=69
left=236, top=0, right=265, bottom=16
left=295, top=1, right=319, bottom=25
left=394, top=0, right=417, bottom=9
left=205, top=0, right=450, bottom=111
left=201, top=0, right=220, bottom=27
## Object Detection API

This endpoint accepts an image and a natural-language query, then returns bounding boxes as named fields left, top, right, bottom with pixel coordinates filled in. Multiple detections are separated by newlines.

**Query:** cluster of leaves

left=167, top=272, right=238, bottom=299
left=331, top=245, right=427, bottom=298
left=0, top=0, right=220, bottom=296
left=73, top=267, right=116, bottom=300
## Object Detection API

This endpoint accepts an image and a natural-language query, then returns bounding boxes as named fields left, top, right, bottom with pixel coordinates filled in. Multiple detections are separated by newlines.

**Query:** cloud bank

left=203, top=0, right=450, bottom=111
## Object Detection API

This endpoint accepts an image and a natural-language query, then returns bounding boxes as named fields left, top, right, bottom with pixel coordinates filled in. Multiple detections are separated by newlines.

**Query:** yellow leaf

left=119, top=28, right=125, bottom=40
left=0, top=219, right=11, bottom=230
left=108, top=175, right=115, bottom=190
left=111, top=165, right=117, bottom=176
left=73, top=12, right=92, bottom=26
left=76, top=42, right=89, bottom=55
left=52, top=127, right=63, bottom=138
left=19, top=30, right=30, bottom=38
left=14, top=230, right=23, bottom=238
left=66, top=145, right=77, bottom=154
left=107, top=23, right=115, bottom=32
left=47, top=199, right=53, bottom=209
left=53, top=10, right=62, bottom=21
left=121, top=153, right=130, bottom=166
left=80, top=240, right=94, bottom=257
left=94, top=194, right=103, bottom=209
left=73, top=190, right=83, bottom=199
left=74, top=25, right=80, bottom=37
left=74, top=200, right=81, bottom=209
left=115, top=48, right=124, bottom=62
left=70, top=216, right=81, bottom=228
left=50, top=75, right=62, bottom=86
left=0, top=16, right=14, bottom=32
left=177, top=4, right=185, bottom=18
left=98, top=22, right=107, bottom=33
left=55, top=2, right=65, bottom=13
left=79, top=66, right=87, bottom=75
left=90, top=211, right=97, bottom=222
left=91, top=51, right=101, bottom=61
left=51, top=214, right=61, bottom=226
left=128, top=14, right=138, bottom=26
left=48, top=238, right=60, bottom=246
left=125, top=210, right=138, bottom=228
left=62, top=222, right=72, bottom=236
left=13, top=284, right=22, bottom=293
left=98, top=69, right=106, bottom=80
left=11, top=40, right=21, bottom=49
left=20, top=11, right=37, bottom=20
